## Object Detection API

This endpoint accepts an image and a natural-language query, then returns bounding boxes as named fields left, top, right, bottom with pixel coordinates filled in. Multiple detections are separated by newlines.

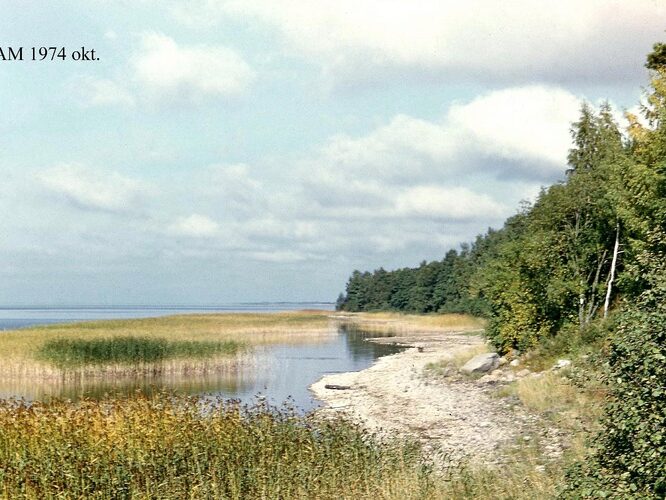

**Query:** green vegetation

left=338, top=42, right=666, bottom=496
left=565, top=262, right=666, bottom=497
left=37, top=336, right=244, bottom=369
left=0, top=393, right=434, bottom=500
left=336, top=245, right=490, bottom=316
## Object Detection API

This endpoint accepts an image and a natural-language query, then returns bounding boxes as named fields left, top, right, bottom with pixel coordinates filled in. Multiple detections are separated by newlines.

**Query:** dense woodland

left=338, top=44, right=666, bottom=497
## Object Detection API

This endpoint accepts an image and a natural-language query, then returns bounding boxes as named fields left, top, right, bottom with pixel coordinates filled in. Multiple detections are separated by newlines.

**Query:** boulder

left=461, top=353, right=500, bottom=374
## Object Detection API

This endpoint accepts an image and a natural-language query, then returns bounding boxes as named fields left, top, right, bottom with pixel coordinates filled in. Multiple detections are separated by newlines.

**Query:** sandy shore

left=311, top=329, right=549, bottom=466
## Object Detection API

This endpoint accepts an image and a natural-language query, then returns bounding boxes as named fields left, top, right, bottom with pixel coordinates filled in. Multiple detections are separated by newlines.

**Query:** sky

left=0, top=1, right=665, bottom=305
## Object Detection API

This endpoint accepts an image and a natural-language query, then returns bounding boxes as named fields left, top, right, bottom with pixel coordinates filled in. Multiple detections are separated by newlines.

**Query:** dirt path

left=311, top=330, right=551, bottom=466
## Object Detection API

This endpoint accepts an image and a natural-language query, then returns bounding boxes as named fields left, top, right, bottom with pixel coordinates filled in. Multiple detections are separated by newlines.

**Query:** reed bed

left=0, top=311, right=334, bottom=380
left=332, top=312, right=485, bottom=336
left=37, top=336, right=244, bottom=369
left=0, top=393, right=437, bottom=500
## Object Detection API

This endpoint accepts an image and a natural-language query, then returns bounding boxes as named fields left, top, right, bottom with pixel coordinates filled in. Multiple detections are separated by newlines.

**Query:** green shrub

left=564, top=299, right=666, bottom=498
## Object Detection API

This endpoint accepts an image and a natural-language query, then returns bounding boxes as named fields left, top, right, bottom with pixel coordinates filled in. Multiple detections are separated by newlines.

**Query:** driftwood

left=325, top=384, right=352, bottom=390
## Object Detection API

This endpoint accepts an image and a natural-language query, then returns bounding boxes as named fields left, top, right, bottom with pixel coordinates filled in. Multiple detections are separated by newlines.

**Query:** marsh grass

left=334, top=312, right=485, bottom=336
left=0, top=392, right=437, bottom=500
left=0, top=311, right=333, bottom=379
left=37, top=336, right=244, bottom=369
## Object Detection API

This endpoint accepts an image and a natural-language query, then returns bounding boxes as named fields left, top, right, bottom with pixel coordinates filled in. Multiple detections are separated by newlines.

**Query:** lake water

left=0, top=303, right=335, bottom=330
left=0, top=305, right=405, bottom=412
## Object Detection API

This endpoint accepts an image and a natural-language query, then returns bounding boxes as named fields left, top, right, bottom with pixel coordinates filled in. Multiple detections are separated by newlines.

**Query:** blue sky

left=1, top=1, right=665, bottom=305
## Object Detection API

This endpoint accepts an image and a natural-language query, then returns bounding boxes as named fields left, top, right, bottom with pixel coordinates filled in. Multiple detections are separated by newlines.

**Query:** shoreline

left=310, top=328, right=556, bottom=466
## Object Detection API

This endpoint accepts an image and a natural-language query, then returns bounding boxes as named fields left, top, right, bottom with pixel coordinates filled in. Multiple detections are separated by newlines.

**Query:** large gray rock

left=461, top=353, right=500, bottom=374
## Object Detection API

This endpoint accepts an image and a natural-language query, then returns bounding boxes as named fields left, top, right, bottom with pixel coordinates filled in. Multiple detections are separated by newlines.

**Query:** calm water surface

left=0, top=305, right=404, bottom=412
left=0, top=303, right=335, bottom=330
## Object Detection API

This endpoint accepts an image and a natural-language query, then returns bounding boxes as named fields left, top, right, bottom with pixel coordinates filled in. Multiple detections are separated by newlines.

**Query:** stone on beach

left=461, top=353, right=500, bottom=374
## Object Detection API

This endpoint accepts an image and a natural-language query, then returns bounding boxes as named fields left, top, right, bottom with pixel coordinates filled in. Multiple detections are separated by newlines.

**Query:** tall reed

left=36, top=336, right=244, bottom=369
left=0, top=393, right=436, bottom=499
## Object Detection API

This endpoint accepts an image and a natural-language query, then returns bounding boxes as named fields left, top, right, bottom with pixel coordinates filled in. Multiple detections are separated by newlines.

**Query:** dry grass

left=0, top=311, right=334, bottom=379
left=434, top=443, right=564, bottom=499
left=503, top=370, right=605, bottom=437
left=0, top=392, right=437, bottom=500
left=332, top=312, right=485, bottom=335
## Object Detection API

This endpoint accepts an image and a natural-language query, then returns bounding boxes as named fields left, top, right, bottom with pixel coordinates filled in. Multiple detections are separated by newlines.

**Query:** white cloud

left=307, top=85, right=581, bottom=190
left=131, top=32, right=255, bottom=100
left=448, top=86, right=582, bottom=174
left=37, top=164, right=147, bottom=214
left=213, top=0, right=665, bottom=87
left=394, top=186, right=506, bottom=220
left=168, top=214, right=220, bottom=237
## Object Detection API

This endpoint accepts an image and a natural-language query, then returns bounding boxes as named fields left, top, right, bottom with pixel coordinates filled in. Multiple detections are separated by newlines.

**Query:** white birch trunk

left=604, top=223, right=620, bottom=318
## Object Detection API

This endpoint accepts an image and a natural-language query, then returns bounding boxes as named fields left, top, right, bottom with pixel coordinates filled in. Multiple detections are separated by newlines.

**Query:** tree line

left=337, top=43, right=666, bottom=496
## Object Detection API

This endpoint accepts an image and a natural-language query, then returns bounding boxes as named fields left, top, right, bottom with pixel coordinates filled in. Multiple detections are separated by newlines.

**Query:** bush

left=565, top=299, right=666, bottom=497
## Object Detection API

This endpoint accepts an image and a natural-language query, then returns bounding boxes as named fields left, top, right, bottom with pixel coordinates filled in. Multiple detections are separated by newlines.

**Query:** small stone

left=535, top=465, right=546, bottom=473
left=516, top=369, right=531, bottom=377
left=509, top=359, right=521, bottom=367
left=523, top=436, right=531, bottom=442
left=498, top=356, right=508, bottom=366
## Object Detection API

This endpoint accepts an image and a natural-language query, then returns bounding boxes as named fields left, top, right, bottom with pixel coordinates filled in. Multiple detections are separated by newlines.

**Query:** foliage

left=565, top=264, right=666, bottom=498
left=337, top=239, right=493, bottom=316
left=0, top=393, right=435, bottom=499
left=37, top=336, right=244, bottom=369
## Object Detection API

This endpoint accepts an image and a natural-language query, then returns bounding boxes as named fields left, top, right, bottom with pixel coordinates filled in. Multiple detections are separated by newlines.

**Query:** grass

left=333, top=312, right=485, bottom=335
left=438, top=442, right=564, bottom=499
left=0, top=311, right=333, bottom=379
left=37, top=336, right=244, bottom=369
left=0, top=392, right=437, bottom=500
left=0, top=386, right=592, bottom=499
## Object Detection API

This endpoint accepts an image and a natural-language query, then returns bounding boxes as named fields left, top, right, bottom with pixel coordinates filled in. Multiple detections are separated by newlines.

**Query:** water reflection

left=0, top=370, right=257, bottom=402
left=0, top=326, right=406, bottom=412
